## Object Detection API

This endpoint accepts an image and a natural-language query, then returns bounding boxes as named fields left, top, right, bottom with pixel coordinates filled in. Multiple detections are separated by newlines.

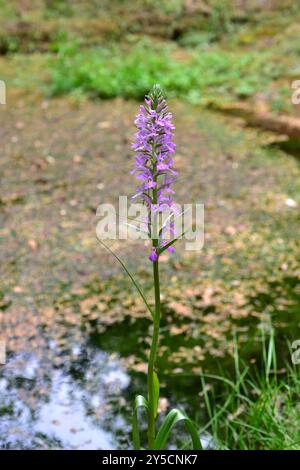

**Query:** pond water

left=1, top=96, right=299, bottom=449
left=0, top=337, right=217, bottom=450
left=0, top=347, right=130, bottom=449
left=1, top=273, right=299, bottom=451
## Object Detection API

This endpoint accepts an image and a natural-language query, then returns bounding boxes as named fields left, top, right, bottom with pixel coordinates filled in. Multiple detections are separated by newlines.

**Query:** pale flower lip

left=131, top=84, right=178, bottom=260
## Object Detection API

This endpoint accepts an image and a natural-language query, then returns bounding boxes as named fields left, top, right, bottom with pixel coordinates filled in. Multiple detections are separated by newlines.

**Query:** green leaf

left=153, top=371, right=160, bottom=419
left=96, top=237, right=154, bottom=320
left=157, top=230, right=188, bottom=255
left=155, top=408, right=202, bottom=450
left=159, top=207, right=191, bottom=238
left=132, top=395, right=148, bottom=450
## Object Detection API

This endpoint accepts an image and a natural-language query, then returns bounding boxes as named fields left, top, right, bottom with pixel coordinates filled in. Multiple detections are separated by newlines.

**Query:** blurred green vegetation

left=0, top=0, right=298, bottom=114
left=48, top=38, right=284, bottom=106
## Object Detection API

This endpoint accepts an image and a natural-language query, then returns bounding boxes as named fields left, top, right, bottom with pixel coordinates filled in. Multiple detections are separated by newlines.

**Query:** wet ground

left=0, top=91, right=300, bottom=449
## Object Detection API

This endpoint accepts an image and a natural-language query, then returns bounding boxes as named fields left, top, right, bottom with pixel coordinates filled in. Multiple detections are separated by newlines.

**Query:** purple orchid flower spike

left=132, top=84, right=178, bottom=261
left=129, top=87, right=202, bottom=450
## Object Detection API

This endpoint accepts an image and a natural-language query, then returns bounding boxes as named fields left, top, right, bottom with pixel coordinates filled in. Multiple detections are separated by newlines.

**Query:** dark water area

left=1, top=273, right=299, bottom=450
left=0, top=340, right=210, bottom=450
left=268, top=139, right=300, bottom=159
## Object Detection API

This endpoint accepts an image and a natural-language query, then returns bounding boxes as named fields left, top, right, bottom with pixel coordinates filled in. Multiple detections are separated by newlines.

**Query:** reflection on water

left=0, top=341, right=216, bottom=450
left=2, top=270, right=299, bottom=450
left=0, top=348, right=131, bottom=449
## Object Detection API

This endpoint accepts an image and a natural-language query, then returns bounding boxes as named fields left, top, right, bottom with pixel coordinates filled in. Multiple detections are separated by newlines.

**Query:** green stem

left=147, top=257, right=161, bottom=449
left=147, top=170, right=161, bottom=449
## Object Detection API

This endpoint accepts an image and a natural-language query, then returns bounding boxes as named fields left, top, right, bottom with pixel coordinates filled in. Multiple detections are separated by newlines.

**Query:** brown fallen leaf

left=168, top=301, right=192, bottom=317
